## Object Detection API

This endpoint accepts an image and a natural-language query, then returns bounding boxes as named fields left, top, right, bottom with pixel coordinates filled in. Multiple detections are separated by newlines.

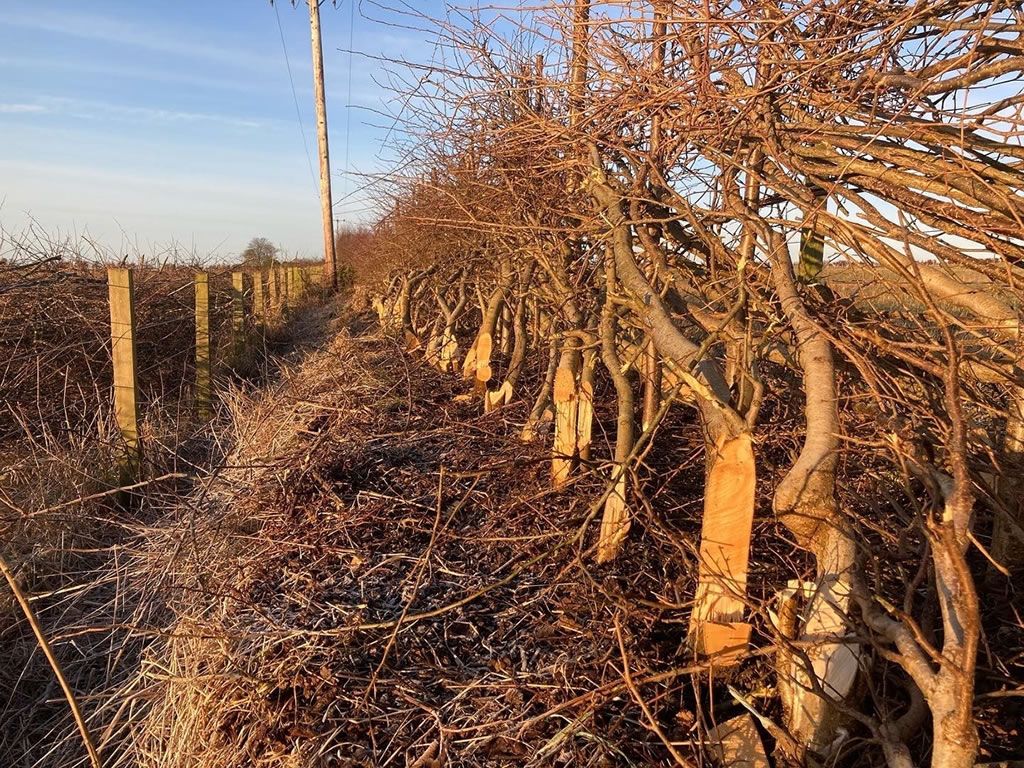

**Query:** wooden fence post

left=291, top=266, right=303, bottom=303
left=269, top=267, right=281, bottom=319
left=107, top=267, right=141, bottom=480
left=283, top=266, right=293, bottom=311
left=252, top=270, right=265, bottom=324
left=231, top=270, right=247, bottom=360
left=194, top=272, right=212, bottom=419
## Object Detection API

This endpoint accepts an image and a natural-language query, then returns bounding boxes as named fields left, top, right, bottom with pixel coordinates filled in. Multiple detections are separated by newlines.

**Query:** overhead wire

left=273, top=0, right=319, bottom=198
left=338, top=0, right=356, bottom=224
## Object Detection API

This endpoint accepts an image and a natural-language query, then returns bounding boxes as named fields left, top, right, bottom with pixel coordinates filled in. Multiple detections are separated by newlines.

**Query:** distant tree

left=240, top=237, right=278, bottom=268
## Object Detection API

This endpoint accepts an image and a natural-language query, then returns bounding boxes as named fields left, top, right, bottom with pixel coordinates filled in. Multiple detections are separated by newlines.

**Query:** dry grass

left=0, top=227, right=335, bottom=767
left=86, top=307, right=792, bottom=768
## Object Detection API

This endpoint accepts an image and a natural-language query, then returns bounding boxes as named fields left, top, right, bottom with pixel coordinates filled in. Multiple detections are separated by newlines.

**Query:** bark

left=590, top=175, right=757, bottom=657
left=523, top=329, right=558, bottom=443
left=493, top=263, right=535, bottom=404
left=767, top=230, right=860, bottom=754
left=641, top=336, right=661, bottom=432
left=463, top=260, right=512, bottom=396
left=597, top=259, right=636, bottom=563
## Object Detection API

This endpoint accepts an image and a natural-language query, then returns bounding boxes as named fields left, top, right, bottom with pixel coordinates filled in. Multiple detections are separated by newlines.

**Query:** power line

left=273, top=0, right=318, bottom=198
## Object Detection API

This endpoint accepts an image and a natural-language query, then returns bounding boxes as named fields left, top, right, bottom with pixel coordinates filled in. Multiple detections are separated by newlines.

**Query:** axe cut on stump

left=484, top=381, right=513, bottom=413
left=689, top=432, right=757, bottom=660
left=596, top=470, right=629, bottom=564
left=551, top=352, right=580, bottom=487
left=474, top=331, right=493, bottom=397
left=706, top=713, right=769, bottom=768
left=773, top=573, right=861, bottom=755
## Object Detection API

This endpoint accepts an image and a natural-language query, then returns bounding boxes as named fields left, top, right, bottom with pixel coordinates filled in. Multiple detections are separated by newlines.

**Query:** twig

left=0, top=552, right=102, bottom=768
left=614, top=615, right=695, bottom=768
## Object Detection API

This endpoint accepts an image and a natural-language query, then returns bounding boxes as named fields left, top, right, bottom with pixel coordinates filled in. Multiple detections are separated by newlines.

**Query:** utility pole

left=308, top=0, right=338, bottom=290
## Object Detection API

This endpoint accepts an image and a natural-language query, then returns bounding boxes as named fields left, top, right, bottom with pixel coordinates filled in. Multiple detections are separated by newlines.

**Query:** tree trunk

left=551, top=343, right=581, bottom=487
left=768, top=232, right=860, bottom=754
left=641, top=336, right=661, bottom=432
left=597, top=262, right=636, bottom=563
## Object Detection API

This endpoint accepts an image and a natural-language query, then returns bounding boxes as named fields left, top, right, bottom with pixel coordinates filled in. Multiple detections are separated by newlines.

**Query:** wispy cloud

left=0, top=55, right=275, bottom=94
left=0, top=8, right=273, bottom=73
left=9, top=96, right=268, bottom=130
left=0, top=103, right=47, bottom=114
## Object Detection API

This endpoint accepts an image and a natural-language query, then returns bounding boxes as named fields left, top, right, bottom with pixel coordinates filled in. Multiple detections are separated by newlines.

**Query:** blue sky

left=0, top=1, right=445, bottom=260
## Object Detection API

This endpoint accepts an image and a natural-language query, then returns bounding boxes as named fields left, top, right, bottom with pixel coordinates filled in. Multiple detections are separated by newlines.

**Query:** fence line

left=105, top=263, right=329, bottom=482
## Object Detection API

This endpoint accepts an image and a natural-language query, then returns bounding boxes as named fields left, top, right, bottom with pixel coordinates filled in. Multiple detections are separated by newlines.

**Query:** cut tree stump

left=690, top=433, right=756, bottom=660
left=551, top=353, right=579, bottom=487
left=439, top=328, right=458, bottom=372
left=775, top=573, right=860, bottom=754
left=474, top=331, right=493, bottom=395
left=596, top=470, right=629, bottom=564
left=484, top=381, right=513, bottom=413
left=706, top=713, right=769, bottom=768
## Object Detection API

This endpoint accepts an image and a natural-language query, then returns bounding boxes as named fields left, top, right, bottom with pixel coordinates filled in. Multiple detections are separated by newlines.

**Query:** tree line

left=349, top=2, right=1024, bottom=765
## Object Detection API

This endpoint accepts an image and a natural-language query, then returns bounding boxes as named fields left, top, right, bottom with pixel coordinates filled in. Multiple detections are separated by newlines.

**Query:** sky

left=0, top=1, right=446, bottom=261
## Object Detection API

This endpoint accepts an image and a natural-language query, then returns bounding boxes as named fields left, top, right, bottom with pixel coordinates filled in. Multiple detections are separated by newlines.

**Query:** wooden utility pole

left=309, top=0, right=338, bottom=291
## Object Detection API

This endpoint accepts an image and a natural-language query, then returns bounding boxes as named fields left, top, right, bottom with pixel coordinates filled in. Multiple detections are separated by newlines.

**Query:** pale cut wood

left=575, top=371, right=594, bottom=459
left=551, top=356, right=578, bottom=487
left=484, top=381, right=513, bottom=413
left=699, top=622, right=752, bottom=663
left=690, top=433, right=756, bottom=658
left=775, top=574, right=860, bottom=752
left=641, top=337, right=661, bottom=431
left=107, top=267, right=141, bottom=479
left=475, top=331, right=493, bottom=390
left=194, top=272, right=212, bottom=420
left=596, top=471, right=629, bottom=563
left=461, top=337, right=479, bottom=379
left=706, top=713, right=769, bottom=768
